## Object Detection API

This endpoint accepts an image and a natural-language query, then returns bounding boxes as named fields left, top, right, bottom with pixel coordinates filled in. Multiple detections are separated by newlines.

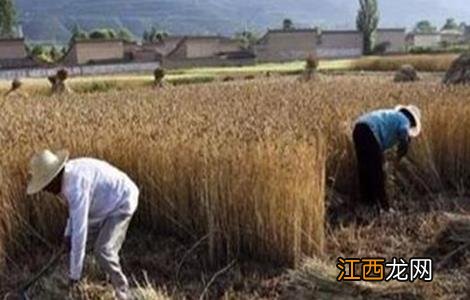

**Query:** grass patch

left=166, top=75, right=216, bottom=86
left=72, top=81, right=120, bottom=94
left=349, top=54, right=458, bottom=72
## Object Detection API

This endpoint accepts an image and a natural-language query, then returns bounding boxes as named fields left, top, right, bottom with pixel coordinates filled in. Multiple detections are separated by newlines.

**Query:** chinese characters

left=337, top=257, right=433, bottom=282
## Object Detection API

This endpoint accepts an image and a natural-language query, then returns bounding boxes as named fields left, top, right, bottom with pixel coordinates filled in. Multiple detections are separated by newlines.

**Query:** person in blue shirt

left=353, top=105, right=422, bottom=212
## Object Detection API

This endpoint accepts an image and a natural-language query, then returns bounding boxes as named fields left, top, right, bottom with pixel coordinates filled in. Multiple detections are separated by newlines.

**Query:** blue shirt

left=356, top=109, right=410, bottom=151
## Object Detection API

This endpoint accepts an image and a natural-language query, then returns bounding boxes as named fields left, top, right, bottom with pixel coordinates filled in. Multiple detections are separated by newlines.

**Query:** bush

left=74, top=81, right=118, bottom=93
left=409, top=46, right=437, bottom=54
left=394, top=64, right=420, bottom=82
left=409, top=45, right=470, bottom=55
left=169, top=76, right=215, bottom=86
left=373, top=42, right=391, bottom=55
left=350, top=54, right=457, bottom=72
left=89, top=28, right=117, bottom=40
left=222, top=76, right=235, bottom=82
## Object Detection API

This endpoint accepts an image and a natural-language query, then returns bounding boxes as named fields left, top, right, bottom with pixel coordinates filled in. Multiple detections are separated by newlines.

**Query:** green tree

left=117, top=27, right=134, bottom=42
left=149, top=26, right=157, bottom=41
left=30, top=44, right=45, bottom=56
left=155, top=31, right=168, bottom=42
left=414, top=20, right=437, bottom=33
left=0, top=0, right=17, bottom=37
left=282, top=18, right=293, bottom=30
left=106, top=28, right=117, bottom=39
left=142, top=30, right=149, bottom=42
left=235, top=30, right=258, bottom=50
left=356, top=0, right=379, bottom=55
left=459, top=22, right=467, bottom=32
left=142, top=26, right=168, bottom=43
left=442, top=18, right=458, bottom=31
left=71, top=23, right=88, bottom=40
left=89, top=28, right=117, bottom=40
left=49, top=46, right=61, bottom=61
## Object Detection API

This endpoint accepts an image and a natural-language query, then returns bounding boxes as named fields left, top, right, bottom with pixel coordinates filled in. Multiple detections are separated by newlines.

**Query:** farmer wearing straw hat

left=353, top=105, right=422, bottom=212
left=27, top=150, right=139, bottom=300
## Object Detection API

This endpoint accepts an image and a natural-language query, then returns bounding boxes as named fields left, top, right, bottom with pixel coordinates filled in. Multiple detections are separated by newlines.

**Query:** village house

left=406, top=32, right=441, bottom=49
left=62, top=39, right=126, bottom=65
left=254, top=29, right=318, bottom=62
left=376, top=28, right=406, bottom=53
left=142, top=36, right=185, bottom=56
left=123, top=41, right=162, bottom=62
left=0, top=38, right=26, bottom=59
left=0, top=38, right=38, bottom=69
left=316, top=30, right=363, bottom=59
left=255, top=28, right=365, bottom=62
left=440, top=29, right=464, bottom=45
left=163, top=36, right=252, bottom=68
left=167, top=36, right=241, bottom=59
left=255, top=27, right=410, bottom=62
left=465, top=26, right=470, bottom=42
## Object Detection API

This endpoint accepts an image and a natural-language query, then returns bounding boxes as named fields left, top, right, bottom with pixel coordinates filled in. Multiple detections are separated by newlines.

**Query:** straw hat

left=395, top=105, right=422, bottom=137
left=27, top=150, right=69, bottom=195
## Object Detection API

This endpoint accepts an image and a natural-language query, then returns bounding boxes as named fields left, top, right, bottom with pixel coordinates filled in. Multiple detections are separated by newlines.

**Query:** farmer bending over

left=353, top=105, right=421, bottom=212
left=27, top=150, right=139, bottom=300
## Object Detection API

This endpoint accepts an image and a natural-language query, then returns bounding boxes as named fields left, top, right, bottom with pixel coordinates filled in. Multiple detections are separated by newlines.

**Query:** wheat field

left=1, top=73, right=470, bottom=298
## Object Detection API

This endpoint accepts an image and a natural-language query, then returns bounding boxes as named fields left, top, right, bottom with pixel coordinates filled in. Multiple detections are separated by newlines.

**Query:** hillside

left=15, top=0, right=470, bottom=42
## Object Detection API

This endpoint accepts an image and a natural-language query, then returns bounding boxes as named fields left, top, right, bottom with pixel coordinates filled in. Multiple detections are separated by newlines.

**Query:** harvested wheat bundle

left=443, top=52, right=470, bottom=85
left=302, top=54, right=319, bottom=81
left=49, top=69, right=73, bottom=95
left=154, top=67, right=165, bottom=87
left=394, top=65, right=420, bottom=82
left=3, top=78, right=28, bottom=99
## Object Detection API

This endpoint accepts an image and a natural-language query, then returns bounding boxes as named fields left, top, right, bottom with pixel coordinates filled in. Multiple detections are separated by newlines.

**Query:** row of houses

left=64, top=28, right=408, bottom=66
left=406, top=27, right=470, bottom=48
left=3, top=25, right=467, bottom=70
left=254, top=28, right=406, bottom=62
left=0, top=35, right=252, bottom=69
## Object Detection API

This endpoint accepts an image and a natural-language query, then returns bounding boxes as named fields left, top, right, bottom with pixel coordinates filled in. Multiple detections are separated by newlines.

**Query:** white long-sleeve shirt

left=61, top=158, right=139, bottom=280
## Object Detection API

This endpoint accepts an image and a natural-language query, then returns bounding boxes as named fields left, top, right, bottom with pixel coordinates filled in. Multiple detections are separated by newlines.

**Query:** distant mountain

left=14, top=0, right=470, bottom=43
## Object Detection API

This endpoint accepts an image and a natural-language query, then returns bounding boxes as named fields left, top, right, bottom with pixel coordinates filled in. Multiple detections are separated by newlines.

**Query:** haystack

left=394, top=65, right=420, bottom=82
left=49, top=69, right=73, bottom=95
left=3, top=78, right=28, bottom=99
left=443, top=52, right=470, bottom=85
left=302, top=54, right=319, bottom=81
left=154, top=67, right=165, bottom=88
left=4, top=78, right=22, bottom=95
left=11, top=78, right=22, bottom=91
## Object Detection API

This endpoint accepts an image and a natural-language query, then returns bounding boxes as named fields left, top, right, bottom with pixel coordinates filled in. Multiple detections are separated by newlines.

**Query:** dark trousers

left=353, top=123, right=389, bottom=210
